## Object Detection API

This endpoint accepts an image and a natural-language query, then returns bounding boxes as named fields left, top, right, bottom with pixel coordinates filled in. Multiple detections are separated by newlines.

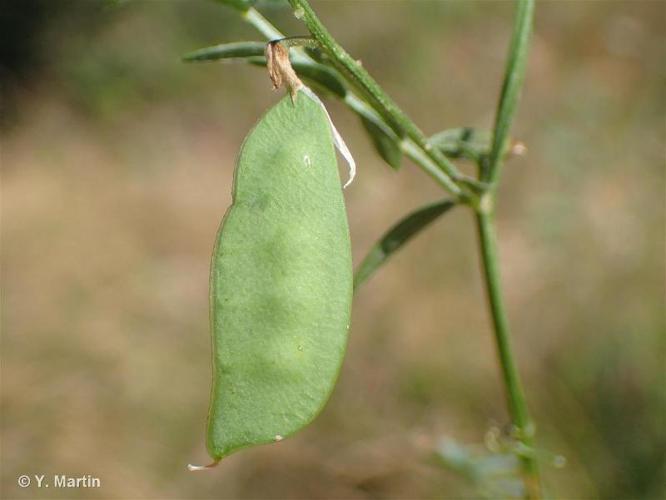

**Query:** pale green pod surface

left=206, top=93, right=352, bottom=461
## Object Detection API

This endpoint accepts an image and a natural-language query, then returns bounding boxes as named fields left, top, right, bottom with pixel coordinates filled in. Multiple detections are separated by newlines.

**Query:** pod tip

left=187, top=461, right=220, bottom=472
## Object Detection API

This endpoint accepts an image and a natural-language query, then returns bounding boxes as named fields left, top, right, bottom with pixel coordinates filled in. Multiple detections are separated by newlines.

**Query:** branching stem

left=239, top=1, right=541, bottom=497
left=476, top=202, right=541, bottom=499
left=487, top=0, right=535, bottom=187
left=287, top=0, right=468, bottom=200
left=477, top=1, right=541, bottom=497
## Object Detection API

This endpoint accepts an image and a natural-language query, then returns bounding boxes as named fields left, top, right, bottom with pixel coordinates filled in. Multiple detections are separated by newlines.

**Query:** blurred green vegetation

left=2, top=1, right=664, bottom=499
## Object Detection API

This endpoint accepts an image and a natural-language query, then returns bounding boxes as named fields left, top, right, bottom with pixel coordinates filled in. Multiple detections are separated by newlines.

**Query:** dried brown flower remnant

left=265, top=41, right=303, bottom=101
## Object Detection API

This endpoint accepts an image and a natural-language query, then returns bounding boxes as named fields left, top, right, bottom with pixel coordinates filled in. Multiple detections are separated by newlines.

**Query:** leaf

left=304, top=45, right=326, bottom=63
left=202, top=93, right=352, bottom=464
left=183, top=42, right=347, bottom=98
left=247, top=57, right=347, bottom=98
left=354, top=199, right=456, bottom=289
left=429, top=127, right=492, bottom=161
left=182, top=41, right=265, bottom=62
left=360, top=115, right=402, bottom=170
left=291, top=61, right=346, bottom=97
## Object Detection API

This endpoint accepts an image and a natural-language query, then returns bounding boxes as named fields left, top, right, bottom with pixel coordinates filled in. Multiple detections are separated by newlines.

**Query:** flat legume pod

left=205, top=93, right=352, bottom=462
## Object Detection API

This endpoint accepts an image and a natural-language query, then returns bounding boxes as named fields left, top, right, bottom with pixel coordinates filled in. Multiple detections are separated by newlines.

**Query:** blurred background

left=2, top=1, right=664, bottom=498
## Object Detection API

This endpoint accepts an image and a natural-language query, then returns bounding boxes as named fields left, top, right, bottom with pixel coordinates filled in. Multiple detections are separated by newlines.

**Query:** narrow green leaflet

left=354, top=199, right=456, bottom=289
left=429, top=127, right=492, bottom=161
left=191, top=93, right=353, bottom=468
left=247, top=57, right=347, bottom=98
left=290, top=62, right=346, bottom=97
left=182, top=42, right=265, bottom=62
left=360, top=115, right=402, bottom=170
left=183, top=42, right=347, bottom=97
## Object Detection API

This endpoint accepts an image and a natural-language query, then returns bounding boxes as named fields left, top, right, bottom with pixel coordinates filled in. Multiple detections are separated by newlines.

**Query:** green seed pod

left=190, top=92, right=353, bottom=468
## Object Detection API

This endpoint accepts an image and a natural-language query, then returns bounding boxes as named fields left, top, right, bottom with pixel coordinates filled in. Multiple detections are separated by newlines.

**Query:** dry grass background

left=2, top=1, right=664, bottom=499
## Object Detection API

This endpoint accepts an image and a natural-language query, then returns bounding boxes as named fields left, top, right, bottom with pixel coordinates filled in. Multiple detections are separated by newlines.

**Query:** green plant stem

left=486, top=0, right=535, bottom=186
left=344, top=94, right=460, bottom=195
left=243, top=2, right=541, bottom=496
left=476, top=1, right=540, bottom=497
left=476, top=203, right=541, bottom=499
left=287, top=0, right=469, bottom=199
left=241, top=7, right=284, bottom=40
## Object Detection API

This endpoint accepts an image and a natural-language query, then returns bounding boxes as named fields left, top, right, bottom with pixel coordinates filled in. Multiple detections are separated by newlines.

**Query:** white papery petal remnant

left=300, top=86, right=356, bottom=188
